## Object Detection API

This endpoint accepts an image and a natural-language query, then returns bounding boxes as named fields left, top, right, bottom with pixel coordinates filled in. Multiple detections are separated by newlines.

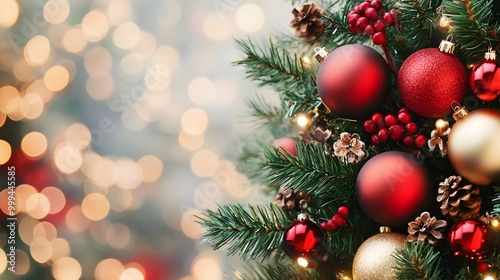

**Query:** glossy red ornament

left=449, top=219, right=491, bottom=261
left=283, top=214, right=324, bottom=260
left=356, top=151, right=432, bottom=226
left=470, top=50, right=500, bottom=101
left=274, top=137, right=297, bottom=156
left=316, top=44, right=390, bottom=118
left=398, top=41, right=468, bottom=118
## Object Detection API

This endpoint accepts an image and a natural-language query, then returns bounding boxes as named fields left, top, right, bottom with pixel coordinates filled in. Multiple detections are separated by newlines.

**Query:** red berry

left=327, top=219, right=338, bottom=231
left=374, top=20, right=386, bottom=31
left=414, top=134, right=426, bottom=148
left=382, top=12, right=394, bottom=24
left=384, top=114, right=398, bottom=127
left=359, top=2, right=371, bottom=11
left=397, top=110, right=412, bottom=124
left=363, top=119, right=377, bottom=133
left=403, top=135, right=414, bottom=148
left=349, top=23, right=362, bottom=34
left=405, top=122, right=418, bottom=134
left=320, top=221, right=328, bottom=231
left=372, top=112, right=385, bottom=128
left=377, top=127, right=389, bottom=143
left=356, top=17, right=369, bottom=30
left=476, top=262, right=489, bottom=273
left=338, top=206, right=349, bottom=217
left=364, top=24, right=375, bottom=35
left=365, top=7, right=378, bottom=20
left=389, top=124, right=405, bottom=141
left=398, top=107, right=409, bottom=114
left=332, top=214, right=346, bottom=226
left=372, top=32, right=386, bottom=45
left=348, top=13, right=360, bottom=25
left=370, top=0, right=383, bottom=10
left=370, top=134, right=380, bottom=145
left=353, top=5, right=361, bottom=13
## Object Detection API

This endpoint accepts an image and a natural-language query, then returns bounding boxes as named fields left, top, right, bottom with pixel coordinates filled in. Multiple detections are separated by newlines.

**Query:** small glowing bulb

left=297, top=257, right=308, bottom=267
left=301, top=56, right=312, bottom=67
left=296, top=114, right=310, bottom=127
left=439, top=16, right=450, bottom=28
left=435, top=119, right=449, bottom=134
left=491, top=219, right=499, bottom=228
left=484, top=276, right=494, bottom=280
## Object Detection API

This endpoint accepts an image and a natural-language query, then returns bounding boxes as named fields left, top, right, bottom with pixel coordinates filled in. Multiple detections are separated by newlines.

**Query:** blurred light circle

left=0, top=248, right=6, bottom=274
left=0, top=0, right=19, bottom=28
left=133, top=32, right=157, bottom=58
left=24, top=35, right=51, bottom=66
left=65, top=206, right=90, bottom=233
left=203, top=14, right=230, bottom=41
left=115, top=159, right=142, bottom=190
left=137, top=155, right=163, bottom=183
left=181, top=209, right=206, bottom=239
left=106, top=223, right=130, bottom=249
left=188, top=77, right=215, bottom=105
left=26, top=193, right=50, bottom=219
left=113, top=21, right=141, bottom=49
left=64, top=123, right=91, bottom=150
left=33, top=221, right=58, bottom=241
left=20, top=93, right=44, bottom=120
left=82, top=10, right=109, bottom=42
left=0, top=139, right=12, bottom=165
left=13, top=59, right=36, bottom=82
left=190, top=149, right=219, bottom=178
left=84, top=46, right=112, bottom=77
left=119, top=267, right=144, bottom=280
left=235, top=3, right=265, bottom=33
left=107, top=0, right=132, bottom=26
left=52, top=257, right=82, bottom=280
left=86, top=74, right=115, bottom=101
left=30, top=237, right=53, bottom=263
left=121, top=53, right=144, bottom=76
left=63, top=27, right=87, bottom=53
left=13, top=249, right=30, bottom=275
left=44, top=0, right=70, bottom=24
left=181, top=108, right=208, bottom=135
left=152, top=45, right=180, bottom=70
left=44, top=65, right=70, bottom=92
left=0, top=86, right=20, bottom=114
left=178, top=130, right=204, bottom=151
left=41, top=186, right=66, bottom=214
left=156, top=0, right=181, bottom=28
left=144, top=64, right=171, bottom=91
left=95, top=258, right=124, bottom=280
left=81, top=193, right=110, bottom=221
left=21, top=131, right=47, bottom=159
left=191, top=255, right=222, bottom=280
left=50, top=238, right=71, bottom=262
left=54, top=143, right=83, bottom=174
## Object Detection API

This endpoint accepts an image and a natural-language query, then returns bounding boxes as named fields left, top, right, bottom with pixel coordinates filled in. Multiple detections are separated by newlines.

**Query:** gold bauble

left=448, top=108, right=500, bottom=186
left=352, top=232, right=406, bottom=280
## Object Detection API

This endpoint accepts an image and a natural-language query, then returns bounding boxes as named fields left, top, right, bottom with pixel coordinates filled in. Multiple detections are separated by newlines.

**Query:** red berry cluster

left=363, top=108, right=427, bottom=150
left=321, top=206, right=349, bottom=232
left=347, top=0, right=395, bottom=45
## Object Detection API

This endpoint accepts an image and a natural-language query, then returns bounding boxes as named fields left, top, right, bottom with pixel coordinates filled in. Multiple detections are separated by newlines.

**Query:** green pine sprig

left=392, top=241, right=445, bottom=280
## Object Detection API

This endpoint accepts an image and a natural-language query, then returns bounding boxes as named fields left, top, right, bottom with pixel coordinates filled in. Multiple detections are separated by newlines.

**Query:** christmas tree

left=198, top=0, right=500, bottom=279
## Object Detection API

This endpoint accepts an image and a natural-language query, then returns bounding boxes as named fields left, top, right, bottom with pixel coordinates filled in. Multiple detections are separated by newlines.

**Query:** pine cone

left=289, top=3, right=325, bottom=39
left=274, top=187, right=310, bottom=211
left=407, top=212, right=447, bottom=245
left=299, top=127, right=332, bottom=144
left=333, top=132, right=367, bottom=164
left=437, top=175, right=482, bottom=221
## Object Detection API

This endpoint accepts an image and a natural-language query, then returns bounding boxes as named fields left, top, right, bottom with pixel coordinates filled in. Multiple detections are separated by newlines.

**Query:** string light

left=483, top=276, right=494, bottom=280
left=439, top=15, right=450, bottom=29
left=301, top=56, right=313, bottom=67
left=491, top=218, right=499, bottom=228
left=296, top=114, right=311, bottom=128
left=297, top=257, right=309, bottom=267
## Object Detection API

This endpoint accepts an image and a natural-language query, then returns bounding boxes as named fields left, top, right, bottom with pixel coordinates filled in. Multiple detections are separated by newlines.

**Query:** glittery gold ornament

left=352, top=231, right=406, bottom=280
left=448, top=107, right=500, bottom=186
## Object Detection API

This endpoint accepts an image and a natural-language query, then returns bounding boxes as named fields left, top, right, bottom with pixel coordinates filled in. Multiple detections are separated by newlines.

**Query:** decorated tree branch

left=199, top=0, right=500, bottom=278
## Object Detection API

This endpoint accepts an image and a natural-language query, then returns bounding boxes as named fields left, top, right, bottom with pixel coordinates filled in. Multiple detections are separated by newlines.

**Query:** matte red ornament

left=283, top=214, right=324, bottom=260
left=449, top=219, right=491, bottom=262
left=316, top=44, right=390, bottom=118
left=470, top=50, right=500, bottom=101
left=398, top=41, right=468, bottom=118
left=356, top=151, right=432, bottom=226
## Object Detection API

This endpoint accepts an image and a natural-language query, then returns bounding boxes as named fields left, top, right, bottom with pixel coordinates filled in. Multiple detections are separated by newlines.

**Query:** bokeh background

left=0, top=0, right=291, bottom=279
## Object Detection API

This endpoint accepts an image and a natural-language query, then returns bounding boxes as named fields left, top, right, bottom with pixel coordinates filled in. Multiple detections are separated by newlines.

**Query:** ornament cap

left=438, top=40, right=455, bottom=54
left=379, top=226, right=391, bottom=233
left=452, top=103, right=469, bottom=121
left=485, top=50, right=496, bottom=60
left=314, top=47, right=329, bottom=63
left=297, top=213, right=309, bottom=221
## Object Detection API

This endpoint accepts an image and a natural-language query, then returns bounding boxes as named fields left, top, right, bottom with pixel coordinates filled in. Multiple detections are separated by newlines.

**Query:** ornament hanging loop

left=314, top=47, right=329, bottom=62
left=451, top=101, right=469, bottom=121
left=439, top=35, right=455, bottom=54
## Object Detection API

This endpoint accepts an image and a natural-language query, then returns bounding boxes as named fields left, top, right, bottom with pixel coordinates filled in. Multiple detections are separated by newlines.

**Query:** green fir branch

left=246, top=93, right=289, bottom=129
left=392, top=241, right=445, bottom=280
left=197, top=203, right=291, bottom=261
left=493, top=186, right=500, bottom=216
left=443, top=0, right=500, bottom=63
left=235, top=261, right=338, bottom=280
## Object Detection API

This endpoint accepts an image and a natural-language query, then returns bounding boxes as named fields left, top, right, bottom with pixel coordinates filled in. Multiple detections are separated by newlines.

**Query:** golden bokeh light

left=0, top=139, right=12, bottom=165
left=0, top=189, right=18, bottom=216
left=115, top=159, right=143, bottom=190
left=54, top=142, right=83, bottom=174
left=0, top=86, right=20, bottom=114
left=107, top=0, right=133, bottom=26
left=25, top=193, right=51, bottom=219
left=235, top=3, right=265, bottom=33
left=12, top=249, right=30, bottom=275
left=0, top=0, right=19, bottom=28
left=26, top=79, right=54, bottom=103
left=108, top=188, right=133, bottom=212
left=86, top=74, right=115, bottom=101
left=180, top=209, right=206, bottom=239
left=15, top=184, right=38, bottom=213
left=44, top=65, right=70, bottom=92
left=106, top=223, right=130, bottom=249
left=152, top=45, right=180, bottom=71
left=0, top=248, right=6, bottom=274
left=191, top=255, right=222, bottom=280
left=214, top=79, right=237, bottom=106
left=95, top=258, right=125, bottom=280
left=120, top=267, right=145, bottom=280
left=137, top=155, right=163, bottom=183
left=113, top=21, right=141, bottom=49
left=190, top=149, right=219, bottom=178
left=156, top=0, right=181, bottom=28
left=84, top=46, right=112, bottom=77
left=30, top=237, right=53, bottom=263
left=133, top=32, right=157, bottom=58
left=82, top=10, right=110, bottom=42
left=50, top=238, right=71, bottom=262
left=181, top=108, right=208, bottom=135
left=13, top=59, right=36, bottom=82
left=19, top=216, right=39, bottom=246
left=0, top=112, right=6, bottom=127
left=65, top=206, right=90, bottom=233
left=33, top=221, right=58, bottom=241
left=120, top=53, right=144, bottom=76
left=24, top=35, right=51, bottom=66
left=41, top=186, right=66, bottom=214
left=65, top=123, right=91, bottom=150
left=202, top=14, right=230, bottom=41
left=188, top=77, right=215, bottom=105
left=52, top=257, right=82, bottom=280
left=81, top=193, right=110, bottom=221
left=63, top=27, right=88, bottom=53
left=20, top=93, right=45, bottom=120
left=44, top=0, right=70, bottom=24
left=82, top=156, right=119, bottom=188
left=144, top=63, right=171, bottom=91
left=21, top=131, right=48, bottom=159
left=178, top=128, right=204, bottom=150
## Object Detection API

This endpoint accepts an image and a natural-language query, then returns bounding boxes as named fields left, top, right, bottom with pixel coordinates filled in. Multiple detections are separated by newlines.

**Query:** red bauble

left=470, top=51, right=500, bottom=102
left=398, top=44, right=468, bottom=118
left=274, top=137, right=297, bottom=156
left=356, top=151, right=432, bottom=226
left=316, top=44, right=390, bottom=118
left=283, top=214, right=324, bottom=260
left=449, top=219, right=491, bottom=262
